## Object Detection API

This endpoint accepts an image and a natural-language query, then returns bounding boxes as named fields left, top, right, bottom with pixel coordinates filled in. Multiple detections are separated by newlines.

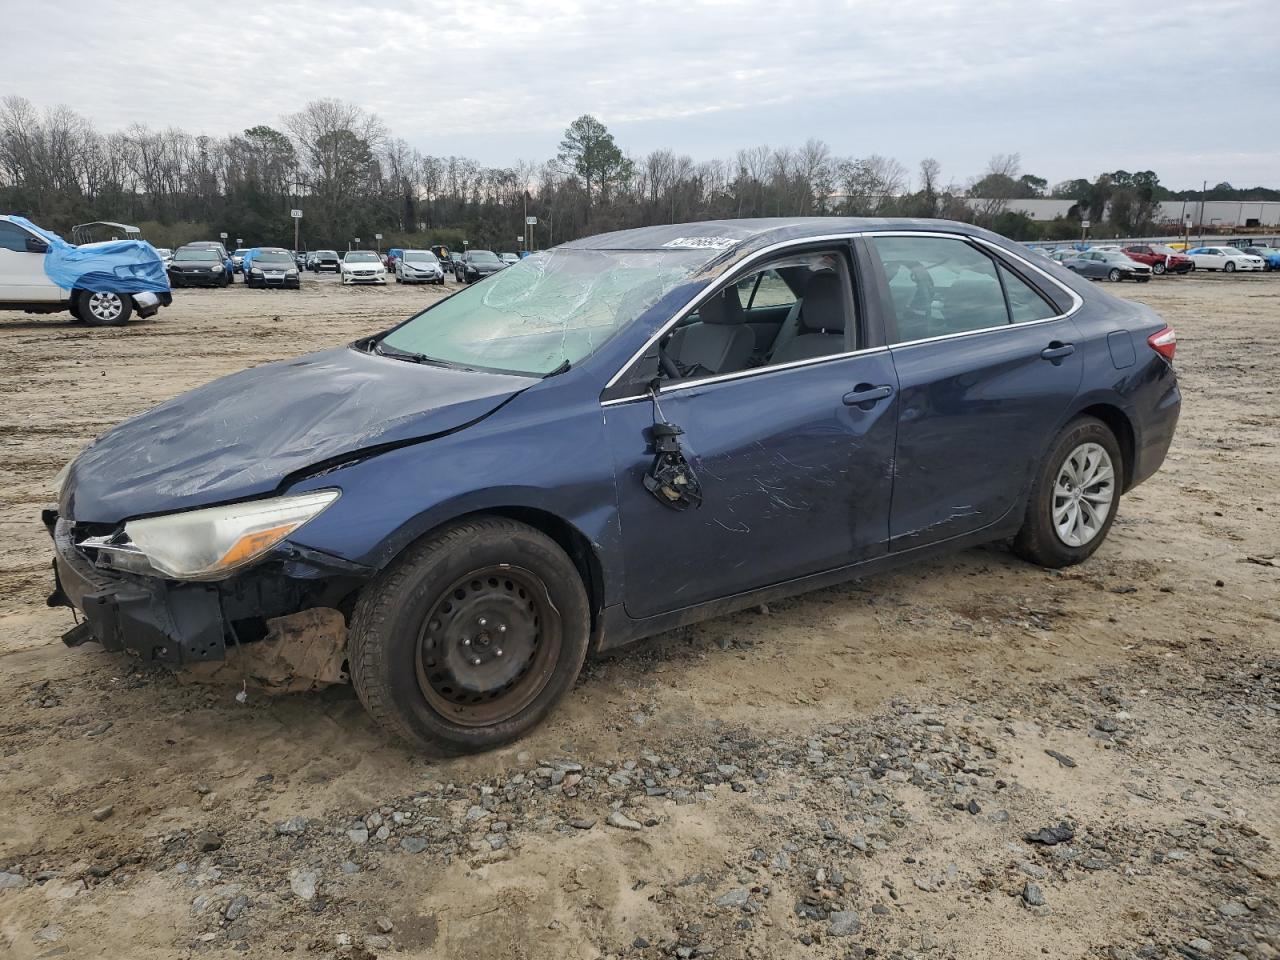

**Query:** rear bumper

left=44, top=511, right=224, bottom=664
left=1130, top=376, right=1181, bottom=489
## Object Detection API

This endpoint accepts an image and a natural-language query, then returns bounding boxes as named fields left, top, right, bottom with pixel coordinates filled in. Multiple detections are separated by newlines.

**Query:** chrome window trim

left=600, top=345, right=891, bottom=407
left=599, top=228, right=1084, bottom=405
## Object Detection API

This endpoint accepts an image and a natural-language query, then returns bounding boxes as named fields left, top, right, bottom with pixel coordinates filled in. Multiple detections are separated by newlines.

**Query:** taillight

left=1147, top=325, right=1176, bottom=362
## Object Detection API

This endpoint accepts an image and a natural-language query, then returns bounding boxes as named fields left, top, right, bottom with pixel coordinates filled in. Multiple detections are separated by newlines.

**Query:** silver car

left=1060, top=249, right=1152, bottom=283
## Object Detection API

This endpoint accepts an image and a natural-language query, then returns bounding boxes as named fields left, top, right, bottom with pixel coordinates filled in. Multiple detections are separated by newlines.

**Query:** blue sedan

left=45, top=218, right=1181, bottom=752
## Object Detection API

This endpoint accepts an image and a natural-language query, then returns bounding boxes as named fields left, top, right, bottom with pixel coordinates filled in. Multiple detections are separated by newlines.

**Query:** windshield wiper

left=372, top=340, right=452, bottom=367
left=543, top=359, right=571, bottom=379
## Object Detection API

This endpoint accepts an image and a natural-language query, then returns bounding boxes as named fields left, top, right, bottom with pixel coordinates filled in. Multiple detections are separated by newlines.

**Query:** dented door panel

left=606, top=352, right=899, bottom=620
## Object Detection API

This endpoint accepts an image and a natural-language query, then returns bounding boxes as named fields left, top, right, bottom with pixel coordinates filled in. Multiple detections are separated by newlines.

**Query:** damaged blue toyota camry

left=46, top=218, right=1180, bottom=752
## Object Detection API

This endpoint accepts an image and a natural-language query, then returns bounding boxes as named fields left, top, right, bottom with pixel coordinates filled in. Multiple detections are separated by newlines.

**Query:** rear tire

left=349, top=517, right=591, bottom=753
left=1012, top=416, right=1122, bottom=568
left=79, top=291, right=132, bottom=326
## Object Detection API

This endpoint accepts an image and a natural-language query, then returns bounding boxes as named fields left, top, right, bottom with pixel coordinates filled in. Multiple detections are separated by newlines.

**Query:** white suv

left=0, top=215, right=170, bottom=325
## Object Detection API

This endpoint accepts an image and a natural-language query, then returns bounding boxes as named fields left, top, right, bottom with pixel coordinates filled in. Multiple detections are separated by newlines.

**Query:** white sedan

left=341, top=250, right=388, bottom=285
left=1185, top=246, right=1266, bottom=273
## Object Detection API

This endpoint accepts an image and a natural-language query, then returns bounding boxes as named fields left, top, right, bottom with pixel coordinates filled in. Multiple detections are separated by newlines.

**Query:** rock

left=914, top=878, right=937, bottom=892
left=1095, top=718, right=1118, bottom=733
left=374, top=825, right=391, bottom=842
left=91, top=805, right=114, bottom=822
left=33, top=924, right=64, bottom=943
left=86, top=721, right=113, bottom=738
left=289, top=869, right=317, bottom=901
left=464, top=805, right=488, bottom=823
left=1018, top=861, right=1048, bottom=880
left=1044, top=749, right=1077, bottom=768
left=607, top=811, right=643, bottom=831
left=715, top=888, right=750, bottom=909
left=828, top=911, right=861, bottom=937
left=194, top=830, right=223, bottom=852
left=225, top=894, right=250, bottom=921
left=347, top=827, right=369, bottom=845
left=1024, top=822, right=1075, bottom=846
left=400, top=836, right=428, bottom=854
left=1022, top=882, right=1046, bottom=907
left=341, top=861, right=361, bottom=875
left=375, top=916, right=394, bottom=934
left=275, top=815, right=308, bottom=836
left=568, top=818, right=596, bottom=830
left=1217, top=901, right=1249, bottom=918
left=0, top=871, right=29, bottom=890
left=633, top=936, right=651, bottom=949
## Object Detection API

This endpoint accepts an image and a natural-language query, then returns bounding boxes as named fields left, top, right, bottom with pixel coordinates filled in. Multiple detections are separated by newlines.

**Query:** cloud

left=5, top=0, right=1278, bottom=187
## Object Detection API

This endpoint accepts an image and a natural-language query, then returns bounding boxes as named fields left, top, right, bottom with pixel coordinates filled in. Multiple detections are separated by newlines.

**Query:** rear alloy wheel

left=79, top=291, right=132, bottom=326
left=1152, top=261, right=1166, bottom=275
left=349, top=517, right=591, bottom=753
left=1013, top=416, right=1122, bottom=568
left=1107, top=268, right=1122, bottom=282
left=1224, top=261, right=1236, bottom=273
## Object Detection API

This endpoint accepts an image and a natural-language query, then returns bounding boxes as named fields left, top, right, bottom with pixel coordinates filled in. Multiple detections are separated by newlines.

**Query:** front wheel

left=1107, top=268, right=1122, bottom=282
left=349, top=517, right=591, bottom=753
left=1013, top=416, right=1122, bottom=568
left=1224, top=261, right=1236, bottom=273
left=79, top=291, right=133, bottom=326
left=1152, top=261, right=1166, bottom=275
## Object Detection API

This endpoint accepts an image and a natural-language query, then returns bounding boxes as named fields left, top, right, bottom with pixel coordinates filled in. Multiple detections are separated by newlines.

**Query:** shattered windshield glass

left=379, top=248, right=703, bottom=375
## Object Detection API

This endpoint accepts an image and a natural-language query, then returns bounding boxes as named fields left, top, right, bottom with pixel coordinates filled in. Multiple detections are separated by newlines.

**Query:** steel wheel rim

left=414, top=565, right=561, bottom=727
left=88, top=292, right=123, bottom=321
left=1052, top=442, right=1115, bottom=547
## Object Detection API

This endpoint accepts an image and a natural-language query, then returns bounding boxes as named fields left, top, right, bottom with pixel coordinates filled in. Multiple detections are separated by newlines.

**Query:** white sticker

left=662, top=236, right=738, bottom=250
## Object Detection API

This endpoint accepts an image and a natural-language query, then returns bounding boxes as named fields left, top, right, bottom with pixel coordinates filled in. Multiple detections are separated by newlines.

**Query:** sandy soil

left=0, top=272, right=1276, bottom=960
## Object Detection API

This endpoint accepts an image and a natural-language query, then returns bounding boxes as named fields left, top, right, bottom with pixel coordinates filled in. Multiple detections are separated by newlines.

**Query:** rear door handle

left=843, top=384, right=894, bottom=406
left=1040, top=342, right=1075, bottom=364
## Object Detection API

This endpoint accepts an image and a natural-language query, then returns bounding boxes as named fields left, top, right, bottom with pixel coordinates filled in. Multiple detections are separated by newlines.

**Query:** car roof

left=560, top=217, right=1013, bottom=270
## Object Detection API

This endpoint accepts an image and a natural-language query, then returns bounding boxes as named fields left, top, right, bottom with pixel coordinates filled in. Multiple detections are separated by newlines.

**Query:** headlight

left=123, top=489, right=340, bottom=580
left=287, top=269, right=298, bottom=276
left=251, top=267, right=263, bottom=275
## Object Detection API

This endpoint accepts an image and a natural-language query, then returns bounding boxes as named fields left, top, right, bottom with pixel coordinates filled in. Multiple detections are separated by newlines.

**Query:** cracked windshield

left=379, top=248, right=704, bottom=374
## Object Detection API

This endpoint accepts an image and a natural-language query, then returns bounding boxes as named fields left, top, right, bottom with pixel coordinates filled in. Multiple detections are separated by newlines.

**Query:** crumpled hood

left=63, top=345, right=536, bottom=523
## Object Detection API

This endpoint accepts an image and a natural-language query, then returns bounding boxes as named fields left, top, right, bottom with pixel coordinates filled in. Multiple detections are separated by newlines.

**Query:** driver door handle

left=1040, top=342, right=1075, bottom=364
left=843, top=384, right=894, bottom=406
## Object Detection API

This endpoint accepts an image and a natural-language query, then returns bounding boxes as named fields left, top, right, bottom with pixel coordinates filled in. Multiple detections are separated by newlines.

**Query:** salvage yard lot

left=0, top=274, right=1277, bottom=959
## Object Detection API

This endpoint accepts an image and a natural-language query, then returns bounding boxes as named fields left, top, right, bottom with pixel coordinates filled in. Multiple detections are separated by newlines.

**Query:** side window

left=659, top=251, right=853, bottom=381
left=872, top=236, right=1007, bottom=342
left=0, top=222, right=32, bottom=252
left=998, top=263, right=1057, bottom=323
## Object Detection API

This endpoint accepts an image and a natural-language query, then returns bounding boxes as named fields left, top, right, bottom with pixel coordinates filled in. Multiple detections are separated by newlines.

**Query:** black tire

left=1224, top=261, right=1236, bottom=273
left=67, top=295, right=84, bottom=322
left=349, top=517, right=591, bottom=753
left=219, top=271, right=229, bottom=287
left=1107, top=268, right=1122, bottom=282
left=78, top=291, right=132, bottom=326
left=1152, top=261, right=1166, bottom=275
left=1012, top=416, right=1123, bottom=568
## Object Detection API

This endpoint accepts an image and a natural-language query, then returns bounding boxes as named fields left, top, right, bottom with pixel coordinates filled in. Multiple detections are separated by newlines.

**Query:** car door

left=0, top=220, right=62, bottom=302
left=603, top=243, right=899, bottom=620
left=864, top=233, right=1084, bottom=551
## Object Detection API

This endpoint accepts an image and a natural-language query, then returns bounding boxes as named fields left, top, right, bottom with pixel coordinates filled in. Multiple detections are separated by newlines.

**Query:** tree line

left=2, top=97, right=1275, bottom=251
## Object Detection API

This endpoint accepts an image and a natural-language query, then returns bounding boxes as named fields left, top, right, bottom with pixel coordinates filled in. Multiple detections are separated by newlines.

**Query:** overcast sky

left=8, top=0, right=1279, bottom=191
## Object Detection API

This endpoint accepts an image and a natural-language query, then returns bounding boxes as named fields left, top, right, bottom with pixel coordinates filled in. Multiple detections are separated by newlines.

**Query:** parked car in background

left=454, top=249, right=505, bottom=283
left=243, top=248, right=301, bottom=289
left=1185, top=246, right=1265, bottom=272
left=1060, top=249, right=1152, bottom=282
left=500, top=252, right=520, bottom=265
left=155, top=247, right=173, bottom=266
left=394, top=249, right=445, bottom=284
left=294, top=251, right=306, bottom=270
left=386, top=248, right=402, bottom=273
left=168, top=246, right=231, bottom=287
left=1121, top=244, right=1195, bottom=275
left=0, top=214, right=171, bottom=325
left=231, top=248, right=250, bottom=270
left=1237, top=245, right=1280, bottom=271
left=313, top=250, right=341, bottom=273
left=44, top=217, right=1181, bottom=752
left=341, top=250, right=387, bottom=285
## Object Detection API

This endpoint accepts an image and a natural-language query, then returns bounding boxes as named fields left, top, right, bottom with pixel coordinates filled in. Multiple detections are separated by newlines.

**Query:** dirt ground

left=0, top=271, right=1276, bottom=960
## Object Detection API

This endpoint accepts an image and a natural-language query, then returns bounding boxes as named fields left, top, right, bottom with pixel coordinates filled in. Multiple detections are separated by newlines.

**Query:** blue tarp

left=9, top=216, right=169, bottom=294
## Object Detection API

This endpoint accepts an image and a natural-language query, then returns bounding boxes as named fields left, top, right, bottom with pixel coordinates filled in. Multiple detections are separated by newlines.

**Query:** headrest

left=798, top=271, right=844, bottom=333
left=698, top=285, right=745, bottom=325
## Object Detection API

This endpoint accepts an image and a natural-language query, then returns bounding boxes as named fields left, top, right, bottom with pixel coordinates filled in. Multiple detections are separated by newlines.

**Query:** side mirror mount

left=25, top=236, right=49, bottom=254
